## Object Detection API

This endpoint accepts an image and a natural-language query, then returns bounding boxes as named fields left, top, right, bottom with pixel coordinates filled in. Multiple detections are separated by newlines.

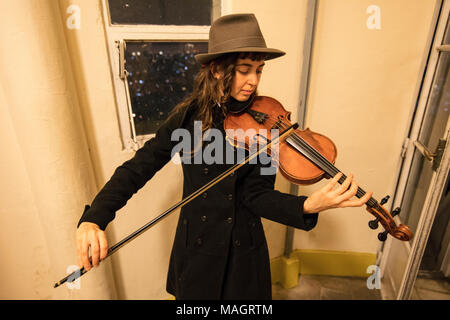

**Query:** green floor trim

left=271, top=249, right=377, bottom=289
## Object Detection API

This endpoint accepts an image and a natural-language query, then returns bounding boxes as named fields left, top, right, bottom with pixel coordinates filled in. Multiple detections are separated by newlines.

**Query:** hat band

left=209, top=36, right=267, bottom=53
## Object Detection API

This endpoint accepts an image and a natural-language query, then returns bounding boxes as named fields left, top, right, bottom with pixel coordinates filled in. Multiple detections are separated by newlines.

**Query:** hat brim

left=194, top=47, right=286, bottom=64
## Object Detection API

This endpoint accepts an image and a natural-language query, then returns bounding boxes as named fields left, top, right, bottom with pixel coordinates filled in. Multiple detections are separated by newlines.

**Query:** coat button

left=227, top=194, right=233, bottom=201
left=202, top=192, right=207, bottom=199
left=183, top=218, right=187, bottom=225
left=201, top=215, right=207, bottom=222
left=227, top=217, right=233, bottom=224
left=196, top=237, right=203, bottom=246
left=203, top=167, right=209, bottom=175
left=235, top=240, right=241, bottom=247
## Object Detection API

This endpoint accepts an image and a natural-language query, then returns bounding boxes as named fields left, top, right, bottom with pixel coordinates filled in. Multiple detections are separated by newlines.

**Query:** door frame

left=399, top=130, right=450, bottom=299
left=379, top=0, right=450, bottom=299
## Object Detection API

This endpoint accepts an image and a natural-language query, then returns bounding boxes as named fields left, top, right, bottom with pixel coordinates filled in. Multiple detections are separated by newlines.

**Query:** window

left=101, top=0, right=229, bottom=150
left=108, top=0, right=214, bottom=25
left=125, top=41, right=207, bottom=136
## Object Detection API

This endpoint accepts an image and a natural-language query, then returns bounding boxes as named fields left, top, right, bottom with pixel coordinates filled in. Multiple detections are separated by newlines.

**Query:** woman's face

left=230, top=58, right=265, bottom=101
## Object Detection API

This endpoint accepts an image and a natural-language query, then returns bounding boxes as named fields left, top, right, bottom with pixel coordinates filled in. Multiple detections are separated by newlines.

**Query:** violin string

left=266, top=118, right=338, bottom=176
left=258, top=116, right=335, bottom=175
left=276, top=121, right=341, bottom=177
left=276, top=121, right=373, bottom=203
left=266, top=116, right=338, bottom=175
left=284, top=122, right=376, bottom=206
left=274, top=119, right=366, bottom=195
left=241, top=113, right=376, bottom=205
left=263, top=115, right=376, bottom=206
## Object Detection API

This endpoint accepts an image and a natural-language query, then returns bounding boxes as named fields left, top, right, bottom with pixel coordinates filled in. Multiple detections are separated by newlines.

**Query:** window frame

left=101, top=0, right=231, bottom=151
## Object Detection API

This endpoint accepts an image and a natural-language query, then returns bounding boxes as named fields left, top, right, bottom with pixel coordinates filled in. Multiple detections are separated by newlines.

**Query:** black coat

left=78, top=102, right=319, bottom=300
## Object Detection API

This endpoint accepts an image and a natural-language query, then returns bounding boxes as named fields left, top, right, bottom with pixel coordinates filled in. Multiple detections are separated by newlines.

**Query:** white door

left=379, top=0, right=450, bottom=300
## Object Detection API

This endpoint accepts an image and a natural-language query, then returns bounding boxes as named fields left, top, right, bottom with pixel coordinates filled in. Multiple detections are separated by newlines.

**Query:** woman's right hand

left=76, top=222, right=108, bottom=271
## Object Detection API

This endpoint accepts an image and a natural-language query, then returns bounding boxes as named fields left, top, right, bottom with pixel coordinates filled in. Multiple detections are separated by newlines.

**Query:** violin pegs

left=378, top=230, right=388, bottom=242
left=380, top=195, right=390, bottom=206
left=368, top=218, right=380, bottom=230
left=391, top=207, right=401, bottom=217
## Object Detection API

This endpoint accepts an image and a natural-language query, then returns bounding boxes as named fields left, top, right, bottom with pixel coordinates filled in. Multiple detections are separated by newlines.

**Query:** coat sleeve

left=240, top=160, right=319, bottom=231
left=77, top=109, right=186, bottom=230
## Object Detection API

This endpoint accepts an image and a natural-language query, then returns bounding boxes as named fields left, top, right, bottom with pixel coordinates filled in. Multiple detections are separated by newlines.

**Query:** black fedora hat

left=195, top=13, right=286, bottom=64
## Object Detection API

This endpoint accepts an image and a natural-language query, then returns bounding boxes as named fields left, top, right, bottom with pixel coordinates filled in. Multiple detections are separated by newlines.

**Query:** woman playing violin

left=76, top=13, right=372, bottom=300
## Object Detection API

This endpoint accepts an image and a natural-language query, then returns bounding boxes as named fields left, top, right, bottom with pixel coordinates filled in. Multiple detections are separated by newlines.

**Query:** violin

left=224, top=96, right=413, bottom=242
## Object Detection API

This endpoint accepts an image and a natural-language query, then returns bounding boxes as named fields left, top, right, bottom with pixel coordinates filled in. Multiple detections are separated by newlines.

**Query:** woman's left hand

left=303, top=172, right=373, bottom=214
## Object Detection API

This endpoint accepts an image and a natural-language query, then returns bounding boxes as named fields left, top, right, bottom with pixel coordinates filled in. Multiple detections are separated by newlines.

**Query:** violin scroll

left=392, top=224, right=414, bottom=241
left=366, top=200, right=413, bottom=242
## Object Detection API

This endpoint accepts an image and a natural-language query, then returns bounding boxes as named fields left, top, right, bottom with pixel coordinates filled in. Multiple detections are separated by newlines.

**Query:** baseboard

left=271, top=249, right=377, bottom=289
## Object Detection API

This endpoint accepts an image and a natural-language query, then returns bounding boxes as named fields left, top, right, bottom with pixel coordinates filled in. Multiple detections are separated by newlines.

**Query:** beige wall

left=0, top=0, right=116, bottom=299
left=0, top=85, right=52, bottom=299
left=0, top=0, right=437, bottom=299
left=294, top=0, right=436, bottom=253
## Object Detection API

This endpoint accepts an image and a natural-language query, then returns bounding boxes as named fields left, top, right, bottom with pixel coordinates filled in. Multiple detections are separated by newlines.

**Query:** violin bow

left=54, top=123, right=299, bottom=288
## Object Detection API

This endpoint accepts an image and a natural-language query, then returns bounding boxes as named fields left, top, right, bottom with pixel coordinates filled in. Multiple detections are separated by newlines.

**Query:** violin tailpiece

left=246, top=109, right=267, bottom=124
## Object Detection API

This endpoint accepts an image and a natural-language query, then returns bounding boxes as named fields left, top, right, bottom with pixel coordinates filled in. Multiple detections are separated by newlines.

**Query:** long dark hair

left=171, top=52, right=268, bottom=131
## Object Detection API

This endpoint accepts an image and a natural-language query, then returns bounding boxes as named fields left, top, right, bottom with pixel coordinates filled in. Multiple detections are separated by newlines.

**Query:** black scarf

left=226, top=94, right=255, bottom=113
